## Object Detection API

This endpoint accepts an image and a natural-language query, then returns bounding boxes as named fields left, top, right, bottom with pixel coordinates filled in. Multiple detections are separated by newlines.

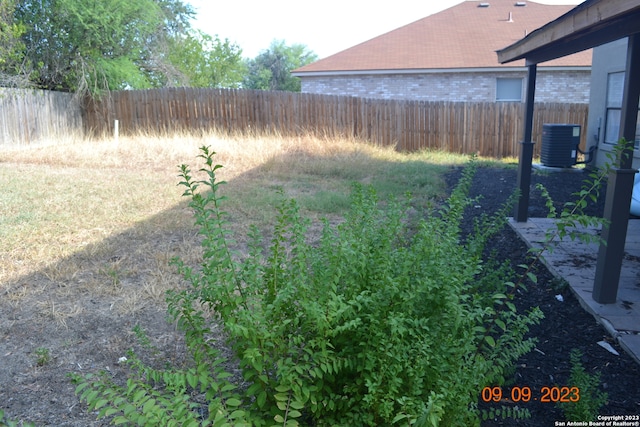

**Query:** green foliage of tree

left=168, top=30, right=246, bottom=88
left=7, top=0, right=289, bottom=95
left=243, top=40, right=317, bottom=92
left=13, top=0, right=196, bottom=96
left=0, top=0, right=28, bottom=86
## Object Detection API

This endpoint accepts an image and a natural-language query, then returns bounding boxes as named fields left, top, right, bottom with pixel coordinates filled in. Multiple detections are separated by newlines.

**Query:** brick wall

left=535, top=71, right=591, bottom=103
left=299, top=70, right=590, bottom=103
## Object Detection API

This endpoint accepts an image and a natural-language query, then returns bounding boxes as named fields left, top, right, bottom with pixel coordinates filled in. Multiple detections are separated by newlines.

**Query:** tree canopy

left=0, top=2, right=318, bottom=96
left=243, top=40, right=318, bottom=92
left=14, top=0, right=174, bottom=94
left=0, top=0, right=28, bottom=87
left=2, top=0, right=245, bottom=96
left=168, top=30, right=245, bottom=89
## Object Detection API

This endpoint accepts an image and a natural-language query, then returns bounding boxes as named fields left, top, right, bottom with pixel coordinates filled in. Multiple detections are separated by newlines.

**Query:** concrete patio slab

left=509, top=218, right=640, bottom=364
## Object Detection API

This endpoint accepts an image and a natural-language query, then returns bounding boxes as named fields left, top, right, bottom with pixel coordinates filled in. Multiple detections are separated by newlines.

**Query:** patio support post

left=593, top=34, right=640, bottom=304
left=514, top=63, right=537, bottom=222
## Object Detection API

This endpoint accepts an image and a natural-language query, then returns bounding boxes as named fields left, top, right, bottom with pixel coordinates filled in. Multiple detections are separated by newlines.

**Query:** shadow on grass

left=0, top=149, right=465, bottom=425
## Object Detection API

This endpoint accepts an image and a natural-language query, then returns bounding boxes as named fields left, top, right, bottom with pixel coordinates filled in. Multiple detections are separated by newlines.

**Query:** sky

left=188, top=0, right=585, bottom=60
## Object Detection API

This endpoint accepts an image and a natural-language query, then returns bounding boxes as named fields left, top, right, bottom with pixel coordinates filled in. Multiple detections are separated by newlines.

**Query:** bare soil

left=1, top=166, right=639, bottom=426
left=1, top=226, right=195, bottom=426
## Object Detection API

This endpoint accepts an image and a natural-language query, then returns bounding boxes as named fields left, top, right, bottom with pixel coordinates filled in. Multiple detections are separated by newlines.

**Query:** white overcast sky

left=188, top=0, right=585, bottom=59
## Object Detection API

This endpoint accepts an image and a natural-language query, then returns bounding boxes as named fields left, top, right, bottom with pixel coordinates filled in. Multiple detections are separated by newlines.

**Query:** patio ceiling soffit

left=497, top=0, right=640, bottom=65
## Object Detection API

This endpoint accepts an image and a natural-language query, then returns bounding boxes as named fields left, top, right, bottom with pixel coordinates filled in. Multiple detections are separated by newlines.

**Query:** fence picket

left=2, top=87, right=589, bottom=158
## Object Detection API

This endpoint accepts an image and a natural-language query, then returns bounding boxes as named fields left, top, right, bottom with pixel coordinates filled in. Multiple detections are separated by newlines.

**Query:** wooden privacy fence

left=85, top=87, right=588, bottom=158
left=0, top=88, right=83, bottom=145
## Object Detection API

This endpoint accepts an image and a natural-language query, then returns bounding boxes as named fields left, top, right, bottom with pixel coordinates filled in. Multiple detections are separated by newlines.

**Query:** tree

left=167, top=30, right=246, bottom=88
left=13, top=0, right=196, bottom=96
left=0, top=0, right=28, bottom=87
left=142, top=0, right=198, bottom=87
left=243, top=40, right=317, bottom=92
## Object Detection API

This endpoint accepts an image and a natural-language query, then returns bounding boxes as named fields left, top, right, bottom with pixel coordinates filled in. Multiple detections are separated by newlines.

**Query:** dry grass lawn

left=0, top=131, right=477, bottom=308
left=0, top=130, right=493, bottom=425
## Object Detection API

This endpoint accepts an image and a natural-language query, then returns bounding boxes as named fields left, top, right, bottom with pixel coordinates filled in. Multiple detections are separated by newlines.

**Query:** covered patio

left=510, top=217, right=640, bottom=363
left=498, top=0, right=640, bottom=363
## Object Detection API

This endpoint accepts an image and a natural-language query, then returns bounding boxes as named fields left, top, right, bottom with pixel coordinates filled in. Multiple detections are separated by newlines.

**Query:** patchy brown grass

left=0, top=130, right=479, bottom=302
left=0, top=130, right=504, bottom=425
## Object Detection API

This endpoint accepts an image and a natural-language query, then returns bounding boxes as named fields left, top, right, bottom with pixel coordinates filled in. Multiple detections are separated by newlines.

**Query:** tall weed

left=72, top=147, right=542, bottom=426
left=557, top=349, right=608, bottom=421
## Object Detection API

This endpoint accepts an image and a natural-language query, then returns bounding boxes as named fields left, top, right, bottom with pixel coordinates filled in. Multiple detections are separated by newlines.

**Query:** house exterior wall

left=299, top=70, right=591, bottom=103
left=587, top=38, right=640, bottom=169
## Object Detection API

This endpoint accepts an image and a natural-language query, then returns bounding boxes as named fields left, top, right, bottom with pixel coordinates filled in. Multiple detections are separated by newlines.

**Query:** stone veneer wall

left=299, top=70, right=591, bottom=103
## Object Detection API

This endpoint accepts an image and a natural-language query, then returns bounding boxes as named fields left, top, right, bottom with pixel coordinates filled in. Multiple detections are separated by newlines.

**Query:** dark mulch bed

left=446, top=166, right=640, bottom=426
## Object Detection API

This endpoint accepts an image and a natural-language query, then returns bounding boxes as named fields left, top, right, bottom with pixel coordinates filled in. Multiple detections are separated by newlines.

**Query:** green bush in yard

left=0, top=410, right=36, bottom=427
left=557, top=349, right=607, bottom=422
left=72, top=147, right=542, bottom=426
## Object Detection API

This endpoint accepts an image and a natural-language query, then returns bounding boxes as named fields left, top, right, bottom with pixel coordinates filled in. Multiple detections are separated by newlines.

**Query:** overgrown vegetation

left=72, top=147, right=542, bottom=426
left=530, top=140, right=629, bottom=423
left=557, top=349, right=608, bottom=421
left=0, top=133, right=492, bottom=321
left=0, top=410, right=35, bottom=427
left=535, top=138, right=632, bottom=247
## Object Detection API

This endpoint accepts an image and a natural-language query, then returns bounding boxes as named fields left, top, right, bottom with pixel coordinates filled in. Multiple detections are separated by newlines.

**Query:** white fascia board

left=292, top=66, right=590, bottom=77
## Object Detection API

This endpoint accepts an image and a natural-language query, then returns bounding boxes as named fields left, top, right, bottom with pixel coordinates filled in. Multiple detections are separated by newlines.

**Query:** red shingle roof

left=294, top=0, right=591, bottom=74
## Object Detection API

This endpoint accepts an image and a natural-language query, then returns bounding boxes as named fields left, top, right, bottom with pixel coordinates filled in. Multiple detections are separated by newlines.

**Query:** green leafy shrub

left=72, top=147, right=543, bottom=426
left=0, top=410, right=36, bottom=427
left=557, top=349, right=607, bottom=421
left=528, top=142, right=629, bottom=424
left=535, top=138, right=635, bottom=249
